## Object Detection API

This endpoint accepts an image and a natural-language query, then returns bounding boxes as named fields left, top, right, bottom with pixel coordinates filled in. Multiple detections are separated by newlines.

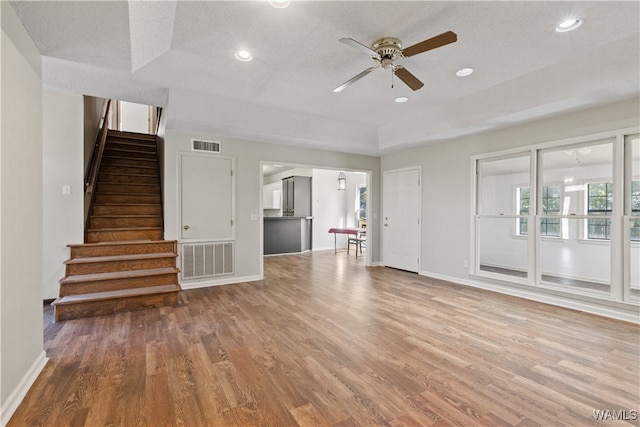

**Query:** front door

left=382, top=167, right=421, bottom=272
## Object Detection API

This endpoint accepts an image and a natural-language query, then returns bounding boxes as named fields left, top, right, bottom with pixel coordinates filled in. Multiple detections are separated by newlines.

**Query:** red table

left=328, top=227, right=366, bottom=257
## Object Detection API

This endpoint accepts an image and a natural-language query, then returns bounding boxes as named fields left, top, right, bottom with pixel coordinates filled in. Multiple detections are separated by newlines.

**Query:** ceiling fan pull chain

left=391, top=69, right=395, bottom=88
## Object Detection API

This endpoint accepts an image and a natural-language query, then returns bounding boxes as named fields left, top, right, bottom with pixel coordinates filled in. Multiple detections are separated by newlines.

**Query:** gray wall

left=1, top=1, right=46, bottom=419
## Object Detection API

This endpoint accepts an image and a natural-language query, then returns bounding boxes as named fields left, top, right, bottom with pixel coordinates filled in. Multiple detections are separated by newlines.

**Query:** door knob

left=183, top=225, right=190, bottom=230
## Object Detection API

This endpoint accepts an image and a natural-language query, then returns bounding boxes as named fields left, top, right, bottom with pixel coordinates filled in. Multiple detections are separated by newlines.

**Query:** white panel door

left=180, top=154, right=234, bottom=240
left=383, top=167, right=421, bottom=272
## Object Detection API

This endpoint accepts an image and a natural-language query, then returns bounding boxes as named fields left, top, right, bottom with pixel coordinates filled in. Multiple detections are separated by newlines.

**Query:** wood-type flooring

left=9, top=251, right=640, bottom=426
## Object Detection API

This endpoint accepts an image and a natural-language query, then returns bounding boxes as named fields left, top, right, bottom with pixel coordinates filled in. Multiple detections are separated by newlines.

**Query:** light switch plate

left=62, top=185, right=71, bottom=195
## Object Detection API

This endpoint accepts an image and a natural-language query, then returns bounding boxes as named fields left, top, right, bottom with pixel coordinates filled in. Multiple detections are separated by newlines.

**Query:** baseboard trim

left=1, top=351, right=48, bottom=427
left=180, top=275, right=262, bottom=290
left=420, top=270, right=640, bottom=324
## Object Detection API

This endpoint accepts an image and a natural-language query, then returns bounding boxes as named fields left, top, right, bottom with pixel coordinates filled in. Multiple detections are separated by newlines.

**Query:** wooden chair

left=347, top=229, right=366, bottom=258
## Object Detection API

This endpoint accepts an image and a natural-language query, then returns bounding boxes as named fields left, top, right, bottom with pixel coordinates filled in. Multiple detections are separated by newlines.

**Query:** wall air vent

left=191, top=138, right=221, bottom=153
left=181, top=242, right=234, bottom=280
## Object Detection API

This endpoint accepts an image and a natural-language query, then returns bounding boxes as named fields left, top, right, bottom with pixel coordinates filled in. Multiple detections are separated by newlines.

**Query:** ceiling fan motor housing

left=371, top=37, right=403, bottom=65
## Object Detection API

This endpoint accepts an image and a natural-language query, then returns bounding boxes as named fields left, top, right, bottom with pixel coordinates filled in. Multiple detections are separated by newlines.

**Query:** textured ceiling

left=10, top=1, right=640, bottom=155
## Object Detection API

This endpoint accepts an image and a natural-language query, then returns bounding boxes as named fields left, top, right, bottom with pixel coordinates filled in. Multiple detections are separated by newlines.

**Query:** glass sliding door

left=538, top=140, right=614, bottom=296
left=625, top=134, right=640, bottom=301
left=476, top=154, right=531, bottom=282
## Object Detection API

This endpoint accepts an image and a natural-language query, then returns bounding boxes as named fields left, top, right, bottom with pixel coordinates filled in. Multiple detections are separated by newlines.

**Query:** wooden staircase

left=53, top=130, right=181, bottom=321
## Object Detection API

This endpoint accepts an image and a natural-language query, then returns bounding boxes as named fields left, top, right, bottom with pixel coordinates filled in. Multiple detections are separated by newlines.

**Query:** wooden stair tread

left=53, top=284, right=179, bottom=305
left=60, top=267, right=179, bottom=284
left=65, top=252, right=176, bottom=265
left=92, top=191, right=160, bottom=196
left=68, top=240, right=175, bottom=248
left=91, top=204, right=161, bottom=208
left=86, top=226, right=162, bottom=232
left=107, top=130, right=157, bottom=140
left=99, top=172, right=158, bottom=178
left=103, top=154, right=157, bottom=161
left=89, top=214, right=161, bottom=218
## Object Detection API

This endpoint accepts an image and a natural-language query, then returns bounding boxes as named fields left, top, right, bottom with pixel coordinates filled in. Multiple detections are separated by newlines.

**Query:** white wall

left=312, top=170, right=366, bottom=251
left=381, top=97, right=640, bottom=318
left=163, top=129, right=381, bottom=283
left=1, top=2, right=47, bottom=422
left=119, top=101, right=149, bottom=134
left=311, top=169, right=347, bottom=251
left=83, top=96, right=104, bottom=170
left=42, top=88, right=85, bottom=300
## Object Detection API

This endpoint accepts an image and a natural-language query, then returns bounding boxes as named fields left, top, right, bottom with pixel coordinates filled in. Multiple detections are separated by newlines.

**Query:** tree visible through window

left=630, top=180, right=640, bottom=241
left=357, top=185, right=366, bottom=222
left=587, top=182, right=612, bottom=240
left=518, top=185, right=561, bottom=236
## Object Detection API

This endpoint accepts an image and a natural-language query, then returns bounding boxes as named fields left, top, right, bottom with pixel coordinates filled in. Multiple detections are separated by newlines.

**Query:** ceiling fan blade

left=333, top=67, right=376, bottom=92
left=401, top=31, right=457, bottom=57
left=394, top=66, right=424, bottom=91
left=339, top=38, right=380, bottom=58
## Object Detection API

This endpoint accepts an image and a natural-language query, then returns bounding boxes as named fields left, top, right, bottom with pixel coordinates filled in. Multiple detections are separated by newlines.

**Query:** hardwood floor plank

left=8, top=251, right=639, bottom=426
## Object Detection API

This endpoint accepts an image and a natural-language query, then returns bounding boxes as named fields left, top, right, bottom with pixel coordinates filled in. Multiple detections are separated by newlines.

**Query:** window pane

left=540, top=141, right=613, bottom=218
left=627, top=135, right=640, bottom=300
left=478, top=217, right=528, bottom=279
left=630, top=217, right=640, bottom=299
left=539, top=218, right=610, bottom=295
left=478, top=155, right=529, bottom=215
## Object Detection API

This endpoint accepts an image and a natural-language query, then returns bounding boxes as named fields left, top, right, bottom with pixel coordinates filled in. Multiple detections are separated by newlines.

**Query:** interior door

left=383, top=167, right=421, bottom=272
left=180, top=154, right=234, bottom=240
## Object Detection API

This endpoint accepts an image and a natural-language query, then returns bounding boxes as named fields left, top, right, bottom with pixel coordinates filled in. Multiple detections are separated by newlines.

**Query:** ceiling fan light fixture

left=456, top=67, right=474, bottom=77
left=556, top=18, right=583, bottom=32
left=269, top=0, right=290, bottom=8
left=234, top=50, right=253, bottom=62
left=395, top=96, right=409, bottom=103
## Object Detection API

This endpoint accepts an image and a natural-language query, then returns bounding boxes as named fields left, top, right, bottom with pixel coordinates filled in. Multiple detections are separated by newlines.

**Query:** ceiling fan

left=333, top=31, right=457, bottom=93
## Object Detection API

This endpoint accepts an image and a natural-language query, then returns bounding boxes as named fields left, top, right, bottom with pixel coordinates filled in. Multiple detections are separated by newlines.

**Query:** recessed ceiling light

left=556, top=18, right=583, bottom=32
left=456, top=67, right=474, bottom=77
left=234, top=50, right=252, bottom=62
left=395, top=96, right=409, bottom=103
left=269, top=0, right=290, bottom=8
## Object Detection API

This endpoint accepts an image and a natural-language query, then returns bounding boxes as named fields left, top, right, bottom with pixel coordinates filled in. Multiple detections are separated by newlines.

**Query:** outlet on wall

left=463, top=260, right=469, bottom=268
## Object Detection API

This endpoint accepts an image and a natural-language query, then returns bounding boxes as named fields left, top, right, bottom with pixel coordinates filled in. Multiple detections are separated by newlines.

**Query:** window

left=587, top=182, right=612, bottom=240
left=356, top=185, right=366, bottom=222
left=517, top=185, right=561, bottom=236
left=631, top=180, right=640, bottom=241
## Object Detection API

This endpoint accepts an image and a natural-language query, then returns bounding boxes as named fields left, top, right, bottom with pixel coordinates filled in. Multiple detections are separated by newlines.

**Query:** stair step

left=91, top=204, right=161, bottom=216
left=107, top=130, right=157, bottom=142
left=53, top=284, right=180, bottom=321
left=103, top=148, right=158, bottom=160
left=65, top=252, right=177, bottom=275
left=101, top=156, right=157, bottom=168
left=60, top=267, right=179, bottom=296
left=100, top=165, right=158, bottom=175
left=98, top=172, right=159, bottom=185
left=106, top=141, right=157, bottom=152
left=86, top=227, right=163, bottom=243
left=89, top=215, right=162, bottom=229
left=68, top=240, right=176, bottom=258
left=96, top=182, right=160, bottom=194
left=94, top=193, right=161, bottom=204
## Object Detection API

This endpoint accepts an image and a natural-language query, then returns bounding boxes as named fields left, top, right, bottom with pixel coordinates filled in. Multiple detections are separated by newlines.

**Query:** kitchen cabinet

left=264, top=217, right=312, bottom=255
left=282, top=176, right=311, bottom=217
